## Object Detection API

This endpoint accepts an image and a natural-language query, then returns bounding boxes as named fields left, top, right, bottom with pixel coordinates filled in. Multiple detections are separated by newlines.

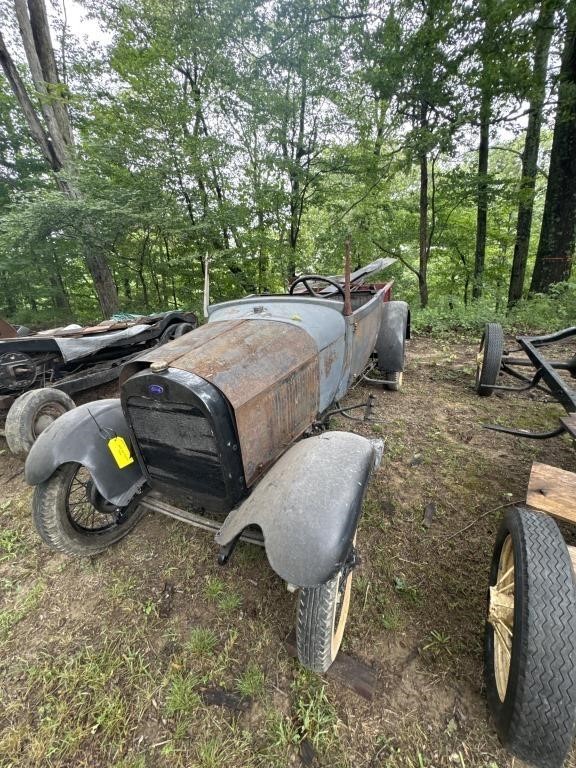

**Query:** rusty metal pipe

left=343, top=238, right=352, bottom=317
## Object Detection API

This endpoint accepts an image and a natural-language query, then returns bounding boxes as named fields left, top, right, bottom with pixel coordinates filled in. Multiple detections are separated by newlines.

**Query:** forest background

left=0, top=0, right=575, bottom=334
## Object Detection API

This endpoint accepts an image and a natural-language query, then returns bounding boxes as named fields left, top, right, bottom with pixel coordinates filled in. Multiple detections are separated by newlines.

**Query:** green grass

left=235, top=662, right=265, bottom=699
left=194, top=731, right=255, bottom=768
left=203, top=576, right=243, bottom=613
left=0, top=527, right=29, bottom=562
left=0, top=581, right=44, bottom=641
left=164, top=671, right=202, bottom=717
left=106, top=575, right=138, bottom=601
left=380, top=604, right=404, bottom=631
left=291, top=671, right=340, bottom=751
left=186, top=627, right=218, bottom=657
left=218, top=591, right=242, bottom=613
left=1, top=641, right=153, bottom=765
left=394, top=575, right=421, bottom=604
left=204, top=576, right=225, bottom=601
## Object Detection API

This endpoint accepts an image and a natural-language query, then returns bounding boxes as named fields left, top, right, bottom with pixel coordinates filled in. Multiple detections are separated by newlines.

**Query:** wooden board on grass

left=285, top=631, right=377, bottom=700
left=527, top=462, right=576, bottom=525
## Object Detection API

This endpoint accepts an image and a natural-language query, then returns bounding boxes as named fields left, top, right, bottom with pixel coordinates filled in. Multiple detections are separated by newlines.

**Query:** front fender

left=25, top=399, right=145, bottom=507
left=215, top=431, right=383, bottom=587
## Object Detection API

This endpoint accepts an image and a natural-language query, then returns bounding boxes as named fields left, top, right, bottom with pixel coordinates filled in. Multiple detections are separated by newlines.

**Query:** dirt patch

left=0, top=335, right=574, bottom=767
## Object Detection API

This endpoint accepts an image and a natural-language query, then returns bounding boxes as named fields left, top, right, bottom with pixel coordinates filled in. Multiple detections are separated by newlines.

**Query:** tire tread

left=486, top=507, right=576, bottom=768
left=297, top=576, right=339, bottom=673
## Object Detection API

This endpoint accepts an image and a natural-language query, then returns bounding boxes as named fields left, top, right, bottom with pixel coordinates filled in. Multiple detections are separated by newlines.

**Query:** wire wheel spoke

left=65, top=467, right=118, bottom=533
left=489, top=535, right=515, bottom=702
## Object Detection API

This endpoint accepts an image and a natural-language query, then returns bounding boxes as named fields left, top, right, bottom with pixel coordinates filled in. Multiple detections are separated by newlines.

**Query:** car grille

left=126, top=396, right=226, bottom=497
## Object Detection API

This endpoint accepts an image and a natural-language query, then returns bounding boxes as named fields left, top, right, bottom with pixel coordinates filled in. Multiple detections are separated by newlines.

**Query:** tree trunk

left=419, top=149, right=429, bottom=309
left=418, top=101, right=429, bottom=309
left=473, top=88, right=490, bottom=300
left=507, top=0, right=557, bottom=307
left=530, top=1, right=576, bottom=293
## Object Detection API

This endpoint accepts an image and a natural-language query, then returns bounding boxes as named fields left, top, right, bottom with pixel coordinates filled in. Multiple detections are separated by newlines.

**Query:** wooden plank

left=527, top=462, right=576, bottom=525
left=285, top=631, right=377, bottom=700
left=561, top=414, right=576, bottom=438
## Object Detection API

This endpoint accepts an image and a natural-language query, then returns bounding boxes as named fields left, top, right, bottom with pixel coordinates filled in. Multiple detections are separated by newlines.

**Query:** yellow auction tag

left=107, top=436, right=135, bottom=468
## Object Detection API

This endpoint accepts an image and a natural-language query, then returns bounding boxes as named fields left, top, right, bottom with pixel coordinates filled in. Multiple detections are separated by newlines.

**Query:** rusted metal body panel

left=0, top=318, right=17, bottom=339
left=208, top=296, right=348, bottom=411
left=347, top=292, right=385, bottom=384
left=123, top=318, right=319, bottom=485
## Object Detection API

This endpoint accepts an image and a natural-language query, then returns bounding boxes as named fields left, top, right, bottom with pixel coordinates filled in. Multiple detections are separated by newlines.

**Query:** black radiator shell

left=121, top=367, right=247, bottom=512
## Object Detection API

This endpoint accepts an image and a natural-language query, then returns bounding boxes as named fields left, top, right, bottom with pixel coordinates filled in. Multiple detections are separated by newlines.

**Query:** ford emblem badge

left=149, top=384, right=164, bottom=395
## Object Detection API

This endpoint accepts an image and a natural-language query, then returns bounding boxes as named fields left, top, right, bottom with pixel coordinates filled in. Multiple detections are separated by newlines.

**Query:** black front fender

left=25, top=399, right=145, bottom=507
left=215, top=431, right=383, bottom=587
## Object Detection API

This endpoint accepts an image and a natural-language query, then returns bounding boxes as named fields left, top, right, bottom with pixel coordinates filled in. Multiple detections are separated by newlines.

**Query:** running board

left=139, top=492, right=265, bottom=547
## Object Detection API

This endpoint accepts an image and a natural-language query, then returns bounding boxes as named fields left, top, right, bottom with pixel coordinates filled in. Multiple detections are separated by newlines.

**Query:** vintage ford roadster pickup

left=24, top=258, right=409, bottom=671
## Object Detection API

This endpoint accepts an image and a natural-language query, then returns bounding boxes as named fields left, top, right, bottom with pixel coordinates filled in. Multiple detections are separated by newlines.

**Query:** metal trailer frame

left=480, top=326, right=576, bottom=439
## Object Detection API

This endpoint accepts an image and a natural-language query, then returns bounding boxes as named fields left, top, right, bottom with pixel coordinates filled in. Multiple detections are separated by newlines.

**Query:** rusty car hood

left=121, top=318, right=320, bottom=485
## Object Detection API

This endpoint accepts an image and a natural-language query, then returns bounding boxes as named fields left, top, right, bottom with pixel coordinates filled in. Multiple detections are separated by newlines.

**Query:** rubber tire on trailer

left=160, top=322, right=195, bottom=343
left=5, top=388, right=75, bottom=457
left=485, top=506, right=576, bottom=768
left=375, top=301, right=409, bottom=389
left=296, top=563, right=353, bottom=673
left=32, top=462, right=145, bottom=557
left=476, top=322, right=504, bottom=396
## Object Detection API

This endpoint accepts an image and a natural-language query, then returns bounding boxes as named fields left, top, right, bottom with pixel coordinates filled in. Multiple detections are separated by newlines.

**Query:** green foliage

left=412, top=281, right=576, bottom=336
left=0, top=0, right=570, bottom=328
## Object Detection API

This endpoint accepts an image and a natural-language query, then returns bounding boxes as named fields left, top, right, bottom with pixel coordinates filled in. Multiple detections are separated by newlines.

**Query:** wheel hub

left=0, top=352, right=37, bottom=392
left=487, top=536, right=515, bottom=701
left=87, top=480, right=121, bottom=516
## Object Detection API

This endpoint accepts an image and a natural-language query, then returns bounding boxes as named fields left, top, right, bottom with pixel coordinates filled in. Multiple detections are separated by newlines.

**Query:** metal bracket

left=314, top=394, right=378, bottom=426
left=339, top=546, right=360, bottom=591
left=218, top=534, right=241, bottom=565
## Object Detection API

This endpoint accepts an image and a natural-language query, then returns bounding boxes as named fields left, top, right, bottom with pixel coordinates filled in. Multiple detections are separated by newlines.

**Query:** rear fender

left=376, top=300, right=409, bottom=372
left=215, top=432, right=383, bottom=587
left=24, top=399, right=145, bottom=507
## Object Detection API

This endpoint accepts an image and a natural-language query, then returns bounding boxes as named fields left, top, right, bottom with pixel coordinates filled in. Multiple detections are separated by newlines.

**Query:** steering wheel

left=289, top=275, right=346, bottom=299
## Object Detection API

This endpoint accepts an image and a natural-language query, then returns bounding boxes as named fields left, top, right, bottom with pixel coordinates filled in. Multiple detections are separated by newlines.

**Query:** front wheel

left=296, top=557, right=354, bottom=673
left=32, top=462, right=145, bottom=557
left=485, top=507, right=576, bottom=768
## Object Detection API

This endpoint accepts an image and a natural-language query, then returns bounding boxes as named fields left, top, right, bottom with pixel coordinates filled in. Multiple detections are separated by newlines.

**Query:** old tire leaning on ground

left=32, top=462, right=145, bottom=557
left=475, top=322, right=503, bottom=396
left=296, top=558, right=354, bottom=673
left=485, top=506, right=576, bottom=768
left=375, top=300, right=409, bottom=391
left=5, top=388, right=76, bottom=457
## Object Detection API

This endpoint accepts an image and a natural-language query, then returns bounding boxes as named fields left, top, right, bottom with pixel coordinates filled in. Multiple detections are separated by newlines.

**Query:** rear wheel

left=475, top=323, right=503, bottom=396
left=383, top=371, right=403, bottom=392
left=5, top=388, right=75, bottom=456
left=485, top=507, right=576, bottom=768
left=32, top=462, right=144, bottom=556
left=296, top=549, right=355, bottom=673
left=375, top=301, right=409, bottom=388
